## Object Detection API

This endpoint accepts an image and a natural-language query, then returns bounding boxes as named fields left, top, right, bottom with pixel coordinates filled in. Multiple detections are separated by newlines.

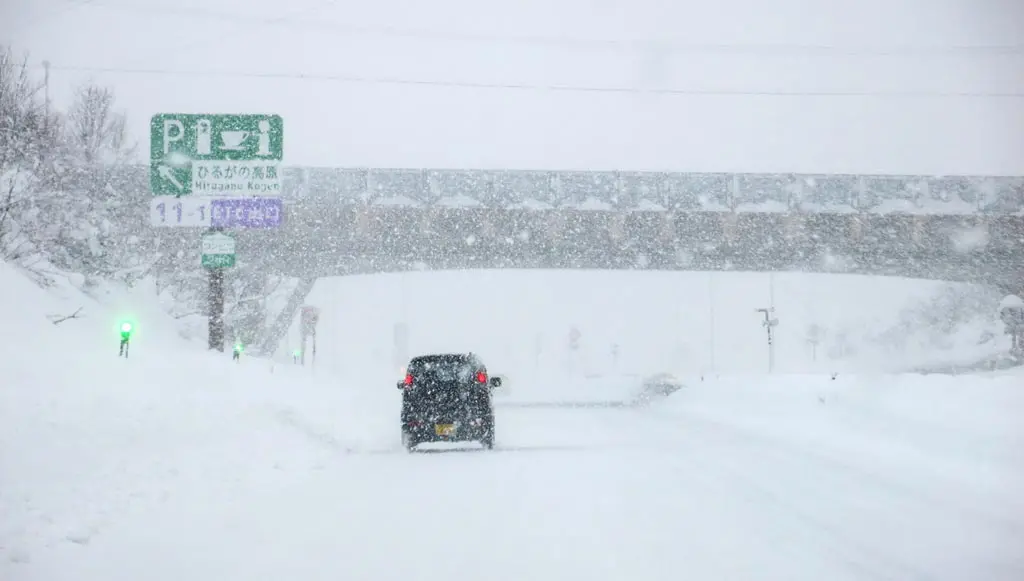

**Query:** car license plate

left=435, top=424, right=455, bottom=437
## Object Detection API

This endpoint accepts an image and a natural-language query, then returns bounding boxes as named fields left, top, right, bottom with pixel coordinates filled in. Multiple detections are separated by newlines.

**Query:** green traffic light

left=120, top=322, right=133, bottom=333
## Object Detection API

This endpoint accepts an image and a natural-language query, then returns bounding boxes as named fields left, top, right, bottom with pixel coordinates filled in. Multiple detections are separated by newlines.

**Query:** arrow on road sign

left=158, top=165, right=185, bottom=193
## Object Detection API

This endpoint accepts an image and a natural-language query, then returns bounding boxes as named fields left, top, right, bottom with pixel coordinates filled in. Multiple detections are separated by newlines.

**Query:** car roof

left=409, top=353, right=480, bottom=365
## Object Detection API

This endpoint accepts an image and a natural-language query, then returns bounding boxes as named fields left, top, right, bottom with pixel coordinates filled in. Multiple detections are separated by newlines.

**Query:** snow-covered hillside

left=280, top=270, right=1007, bottom=388
left=0, top=262, right=388, bottom=574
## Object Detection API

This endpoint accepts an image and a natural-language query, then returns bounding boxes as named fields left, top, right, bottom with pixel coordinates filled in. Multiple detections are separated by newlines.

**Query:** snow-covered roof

left=373, top=196, right=421, bottom=207
left=435, top=194, right=483, bottom=208
left=631, top=199, right=666, bottom=211
left=573, top=197, right=614, bottom=211
left=507, top=198, right=553, bottom=210
left=999, top=294, right=1024, bottom=309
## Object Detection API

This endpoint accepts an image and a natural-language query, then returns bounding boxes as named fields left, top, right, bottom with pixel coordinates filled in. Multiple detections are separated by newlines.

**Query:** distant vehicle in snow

left=397, top=353, right=502, bottom=451
left=631, top=373, right=684, bottom=406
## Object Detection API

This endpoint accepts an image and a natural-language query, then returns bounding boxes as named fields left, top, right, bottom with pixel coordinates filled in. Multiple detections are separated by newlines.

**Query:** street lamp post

left=756, top=307, right=780, bottom=373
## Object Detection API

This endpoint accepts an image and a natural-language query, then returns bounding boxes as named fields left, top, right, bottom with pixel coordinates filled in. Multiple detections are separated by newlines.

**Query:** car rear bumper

left=403, top=417, right=491, bottom=443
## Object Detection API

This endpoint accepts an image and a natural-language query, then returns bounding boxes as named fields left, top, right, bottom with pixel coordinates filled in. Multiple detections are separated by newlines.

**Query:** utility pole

left=708, top=273, right=717, bottom=372
left=534, top=333, right=543, bottom=374
left=42, top=60, right=50, bottom=130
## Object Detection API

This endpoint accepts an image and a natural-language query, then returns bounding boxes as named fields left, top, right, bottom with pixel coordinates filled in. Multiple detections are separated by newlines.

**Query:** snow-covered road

left=14, top=382, right=1022, bottom=581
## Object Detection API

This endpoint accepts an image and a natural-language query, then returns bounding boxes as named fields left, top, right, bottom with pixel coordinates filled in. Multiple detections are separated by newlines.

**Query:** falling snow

left=2, top=2, right=1024, bottom=580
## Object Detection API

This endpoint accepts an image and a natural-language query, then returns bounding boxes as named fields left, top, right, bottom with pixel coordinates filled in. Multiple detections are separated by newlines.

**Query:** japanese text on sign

left=210, top=198, right=283, bottom=229
left=192, top=160, right=282, bottom=194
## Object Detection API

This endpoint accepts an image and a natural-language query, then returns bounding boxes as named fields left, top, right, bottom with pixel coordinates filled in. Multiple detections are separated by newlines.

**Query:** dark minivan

left=398, top=353, right=502, bottom=451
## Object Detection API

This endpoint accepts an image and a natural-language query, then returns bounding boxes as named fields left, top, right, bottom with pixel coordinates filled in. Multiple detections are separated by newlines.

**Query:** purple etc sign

left=210, top=198, right=283, bottom=229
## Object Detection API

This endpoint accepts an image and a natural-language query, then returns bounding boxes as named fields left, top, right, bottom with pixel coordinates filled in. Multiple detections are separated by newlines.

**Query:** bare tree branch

left=48, top=307, right=84, bottom=325
left=65, top=82, right=135, bottom=165
left=0, top=167, right=18, bottom=235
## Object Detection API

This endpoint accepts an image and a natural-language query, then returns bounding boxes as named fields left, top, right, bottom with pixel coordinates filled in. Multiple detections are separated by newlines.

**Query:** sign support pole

left=298, top=306, right=321, bottom=367
left=207, top=227, right=226, bottom=351
left=209, top=267, right=225, bottom=351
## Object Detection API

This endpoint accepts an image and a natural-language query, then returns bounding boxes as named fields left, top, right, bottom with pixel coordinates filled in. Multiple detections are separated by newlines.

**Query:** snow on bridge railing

left=108, top=164, right=1024, bottom=213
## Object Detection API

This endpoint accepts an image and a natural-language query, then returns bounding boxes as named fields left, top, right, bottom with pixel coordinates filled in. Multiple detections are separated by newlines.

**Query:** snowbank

left=492, top=372, right=645, bottom=404
left=0, top=262, right=391, bottom=574
left=649, top=373, right=1024, bottom=515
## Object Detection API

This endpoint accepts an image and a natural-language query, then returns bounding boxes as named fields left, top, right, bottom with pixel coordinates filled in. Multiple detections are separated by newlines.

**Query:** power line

left=85, top=1, right=1024, bottom=58
left=35, top=63, right=1024, bottom=98
left=119, top=0, right=341, bottom=69
left=22, top=0, right=96, bottom=32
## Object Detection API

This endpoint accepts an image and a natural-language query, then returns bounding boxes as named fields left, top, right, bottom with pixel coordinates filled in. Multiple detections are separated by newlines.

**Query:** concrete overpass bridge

left=204, top=167, right=1023, bottom=291
left=133, top=167, right=1024, bottom=288
left=128, top=165, right=1024, bottom=350
left=250, top=204, right=1022, bottom=288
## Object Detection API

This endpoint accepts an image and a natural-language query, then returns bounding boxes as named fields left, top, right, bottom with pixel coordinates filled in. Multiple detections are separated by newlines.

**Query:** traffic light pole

left=208, top=262, right=225, bottom=351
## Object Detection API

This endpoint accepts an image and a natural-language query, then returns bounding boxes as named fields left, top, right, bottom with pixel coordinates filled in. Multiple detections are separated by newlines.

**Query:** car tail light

left=476, top=371, right=487, bottom=384
left=404, top=373, right=414, bottom=387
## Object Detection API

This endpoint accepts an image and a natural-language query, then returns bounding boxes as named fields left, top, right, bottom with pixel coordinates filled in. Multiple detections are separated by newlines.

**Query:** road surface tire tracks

left=646, top=406, right=1024, bottom=537
left=631, top=407, right=957, bottom=581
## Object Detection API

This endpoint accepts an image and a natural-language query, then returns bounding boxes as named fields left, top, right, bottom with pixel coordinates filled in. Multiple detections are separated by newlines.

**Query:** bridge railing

left=290, top=168, right=1023, bottom=214
left=281, top=205, right=1021, bottom=250
left=97, top=165, right=1024, bottom=214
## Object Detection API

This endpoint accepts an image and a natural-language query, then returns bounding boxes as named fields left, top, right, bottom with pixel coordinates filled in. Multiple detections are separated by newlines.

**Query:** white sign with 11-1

left=150, top=196, right=215, bottom=227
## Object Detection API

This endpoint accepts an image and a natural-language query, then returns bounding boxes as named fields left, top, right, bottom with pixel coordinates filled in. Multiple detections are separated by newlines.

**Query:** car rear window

left=408, top=355, right=476, bottom=382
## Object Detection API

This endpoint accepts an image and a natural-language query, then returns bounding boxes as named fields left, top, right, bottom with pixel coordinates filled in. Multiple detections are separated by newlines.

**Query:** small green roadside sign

left=201, top=231, right=236, bottom=269
left=150, top=114, right=283, bottom=197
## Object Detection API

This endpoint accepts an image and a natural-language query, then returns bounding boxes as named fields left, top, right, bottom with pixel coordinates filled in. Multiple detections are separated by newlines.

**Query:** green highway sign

left=201, top=231, right=236, bottom=269
left=202, top=254, right=235, bottom=268
left=150, top=114, right=283, bottom=196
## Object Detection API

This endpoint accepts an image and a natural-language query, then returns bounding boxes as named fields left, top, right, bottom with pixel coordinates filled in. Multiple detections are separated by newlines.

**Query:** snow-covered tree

left=20, top=78, right=149, bottom=286
left=805, top=323, right=826, bottom=361
left=0, top=46, right=61, bottom=279
left=63, top=83, right=134, bottom=165
left=827, top=328, right=855, bottom=360
left=873, top=284, right=1001, bottom=352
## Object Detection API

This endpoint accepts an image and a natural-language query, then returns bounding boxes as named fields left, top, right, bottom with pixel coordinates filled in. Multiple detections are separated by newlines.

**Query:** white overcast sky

left=3, top=0, right=1023, bottom=175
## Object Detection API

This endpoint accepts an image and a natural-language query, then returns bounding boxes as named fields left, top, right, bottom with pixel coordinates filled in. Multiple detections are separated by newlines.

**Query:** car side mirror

left=489, top=377, right=502, bottom=388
